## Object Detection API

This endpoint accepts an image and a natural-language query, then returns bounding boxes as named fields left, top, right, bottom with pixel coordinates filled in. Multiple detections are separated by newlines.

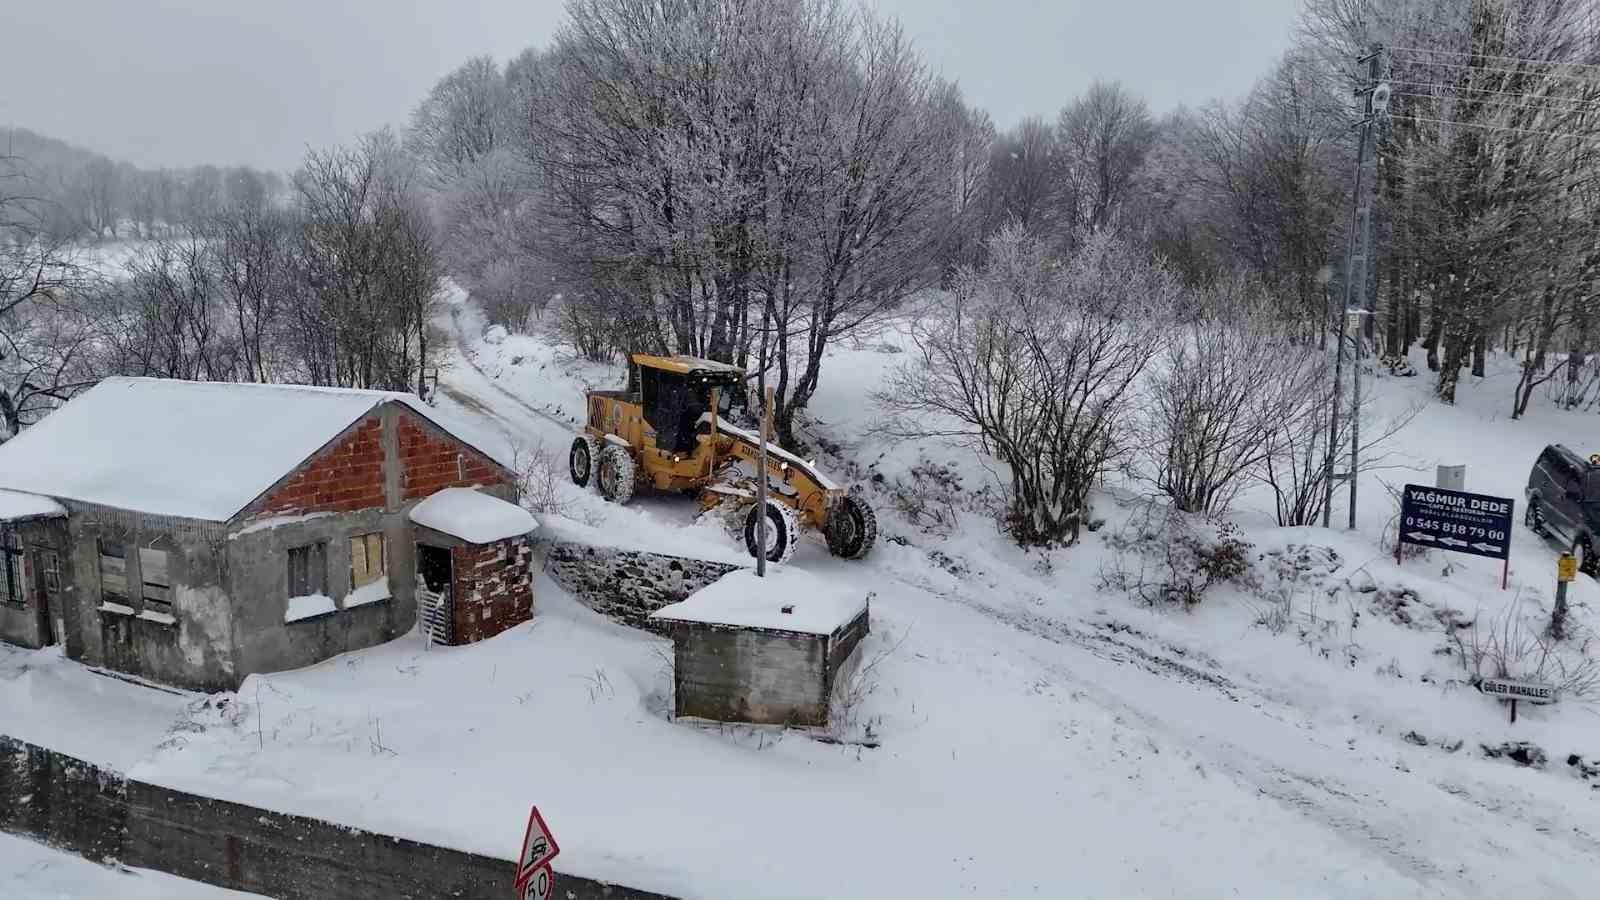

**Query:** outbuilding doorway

left=415, top=544, right=453, bottom=645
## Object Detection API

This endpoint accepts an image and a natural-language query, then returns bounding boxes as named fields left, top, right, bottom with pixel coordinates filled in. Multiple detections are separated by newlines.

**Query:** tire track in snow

left=442, top=307, right=577, bottom=434
left=872, top=563, right=1600, bottom=890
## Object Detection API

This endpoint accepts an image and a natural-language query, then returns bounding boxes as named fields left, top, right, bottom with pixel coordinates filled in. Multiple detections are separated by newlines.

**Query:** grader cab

left=568, top=354, right=876, bottom=563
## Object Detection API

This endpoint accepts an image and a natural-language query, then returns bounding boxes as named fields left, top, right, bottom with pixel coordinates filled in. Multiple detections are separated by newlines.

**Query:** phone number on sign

left=1403, top=517, right=1504, bottom=540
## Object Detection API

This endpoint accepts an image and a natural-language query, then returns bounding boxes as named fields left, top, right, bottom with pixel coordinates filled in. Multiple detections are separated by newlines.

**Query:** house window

left=1, top=531, right=22, bottom=605
left=287, top=543, right=328, bottom=598
left=140, top=547, right=172, bottom=615
left=99, top=538, right=128, bottom=605
left=41, top=551, right=60, bottom=593
left=350, top=533, right=386, bottom=589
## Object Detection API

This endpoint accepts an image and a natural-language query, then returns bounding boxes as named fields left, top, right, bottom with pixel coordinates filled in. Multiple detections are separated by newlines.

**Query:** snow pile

left=0, top=489, right=66, bottom=521
left=284, top=594, right=336, bottom=623
left=652, top=567, right=866, bottom=635
left=345, top=579, right=391, bottom=608
left=409, top=487, right=536, bottom=544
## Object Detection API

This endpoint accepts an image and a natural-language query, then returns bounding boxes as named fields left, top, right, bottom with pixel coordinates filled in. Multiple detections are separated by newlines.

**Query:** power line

left=1387, top=79, right=1600, bottom=106
left=1389, top=45, right=1600, bottom=75
left=1390, top=55, right=1599, bottom=85
left=1388, top=89, right=1600, bottom=121
left=1389, top=113, right=1598, bottom=141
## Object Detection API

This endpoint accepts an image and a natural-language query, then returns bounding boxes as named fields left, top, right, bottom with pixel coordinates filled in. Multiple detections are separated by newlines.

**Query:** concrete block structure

left=651, top=568, right=870, bottom=728
left=0, top=377, right=539, bottom=691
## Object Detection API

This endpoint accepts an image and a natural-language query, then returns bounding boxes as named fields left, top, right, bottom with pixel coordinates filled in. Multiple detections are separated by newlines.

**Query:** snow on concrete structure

left=0, top=377, right=536, bottom=690
left=409, top=488, right=537, bottom=545
left=408, top=488, right=537, bottom=646
left=652, top=568, right=870, bottom=727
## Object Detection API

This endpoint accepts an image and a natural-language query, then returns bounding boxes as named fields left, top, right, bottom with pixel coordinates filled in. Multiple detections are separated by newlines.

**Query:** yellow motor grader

left=568, top=354, right=876, bottom=562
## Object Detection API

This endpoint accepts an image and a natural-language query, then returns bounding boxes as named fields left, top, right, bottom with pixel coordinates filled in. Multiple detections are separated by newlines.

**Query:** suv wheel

left=1526, top=500, right=1549, bottom=538
left=1580, top=536, right=1600, bottom=577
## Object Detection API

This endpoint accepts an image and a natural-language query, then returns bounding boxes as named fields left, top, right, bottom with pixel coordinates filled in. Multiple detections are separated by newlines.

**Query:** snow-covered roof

left=0, top=377, right=460, bottom=522
left=651, top=568, right=868, bottom=636
left=0, top=489, right=67, bottom=522
left=409, top=487, right=537, bottom=544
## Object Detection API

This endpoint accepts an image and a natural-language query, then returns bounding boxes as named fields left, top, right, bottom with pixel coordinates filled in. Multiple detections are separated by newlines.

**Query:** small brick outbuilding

left=0, top=377, right=539, bottom=690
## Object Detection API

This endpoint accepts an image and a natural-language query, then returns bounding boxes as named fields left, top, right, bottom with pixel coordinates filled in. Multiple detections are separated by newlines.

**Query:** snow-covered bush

left=1451, top=599, right=1600, bottom=702
left=881, top=226, right=1171, bottom=546
left=1142, top=279, right=1326, bottom=515
left=1100, top=502, right=1259, bottom=609
left=513, top=439, right=568, bottom=516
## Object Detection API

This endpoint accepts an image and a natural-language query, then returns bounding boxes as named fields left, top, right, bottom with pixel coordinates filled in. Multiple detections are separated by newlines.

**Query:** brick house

left=0, top=377, right=538, bottom=691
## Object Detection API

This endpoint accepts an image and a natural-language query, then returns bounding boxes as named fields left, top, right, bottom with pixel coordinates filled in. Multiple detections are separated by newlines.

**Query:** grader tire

left=744, top=500, right=799, bottom=564
left=825, top=493, right=878, bottom=560
left=569, top=436, right=600, bottom=488
left=596, top=444, right=637, bottom=505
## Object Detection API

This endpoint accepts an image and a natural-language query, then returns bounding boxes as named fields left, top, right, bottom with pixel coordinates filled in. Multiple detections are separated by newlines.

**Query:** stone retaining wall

left=0, top=734, right=672, bottom=900
left=543, top=541, right=742, bottom=629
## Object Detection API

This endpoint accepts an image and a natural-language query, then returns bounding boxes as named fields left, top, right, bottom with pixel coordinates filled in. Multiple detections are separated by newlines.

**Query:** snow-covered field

left=6, top=285, right=1600, bottom=898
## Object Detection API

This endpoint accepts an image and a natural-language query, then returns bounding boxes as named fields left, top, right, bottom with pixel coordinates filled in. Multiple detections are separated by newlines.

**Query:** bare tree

left=1144, top=276, right=1328, bottom=514
left=1055, top=81, right=1157, bottom=234
left=881, top=225, right=1170, bottom=546
left=982, top=117, right=1059, bottom=233
left=293, top=129, right=442, bottom=392
left=0, top=154, right=91, bottom=439
left=407, top=56, right=512, bottom=186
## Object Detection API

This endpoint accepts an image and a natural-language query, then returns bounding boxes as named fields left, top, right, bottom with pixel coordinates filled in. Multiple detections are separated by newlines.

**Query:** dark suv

left=1525, top=444, right=1600, bottom=576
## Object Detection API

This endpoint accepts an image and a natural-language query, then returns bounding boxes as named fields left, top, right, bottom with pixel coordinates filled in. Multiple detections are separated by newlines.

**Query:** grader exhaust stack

left=568, top=354, right=877, bottom=563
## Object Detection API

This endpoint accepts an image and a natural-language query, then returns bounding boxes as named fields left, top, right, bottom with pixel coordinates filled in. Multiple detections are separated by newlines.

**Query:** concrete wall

left=544, top=541, right=741, bottom=629
left=0, top=518, right=69, bottom=649
left=667, top=607, right=870, bottom=728
left=225, top=508, right=412, bottom=683
left=65, top=502, right=237, bottom=692
left=671, top=624, right=830, bottom=726
left=0, top=735, right=674, bottom=900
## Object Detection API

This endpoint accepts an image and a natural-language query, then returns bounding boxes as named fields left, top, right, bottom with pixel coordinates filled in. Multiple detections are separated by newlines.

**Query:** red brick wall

left=250, top=417, right=386, bottom=518
left=449, top=536, right=534, bottom=644
left=399, top=412, right=507, bottom=501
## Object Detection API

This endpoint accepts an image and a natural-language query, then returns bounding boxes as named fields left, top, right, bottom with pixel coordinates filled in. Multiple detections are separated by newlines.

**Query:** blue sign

left=1399, top=484, right=1514, bottom=560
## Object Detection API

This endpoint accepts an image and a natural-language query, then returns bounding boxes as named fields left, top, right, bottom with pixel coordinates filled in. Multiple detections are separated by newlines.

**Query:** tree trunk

left=1424, top=313, right=1444, bottom=372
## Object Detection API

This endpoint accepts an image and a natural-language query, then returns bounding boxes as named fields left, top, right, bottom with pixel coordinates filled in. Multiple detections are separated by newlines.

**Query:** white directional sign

left=515, top=805, right=560, bottom=891
left=519, top=865, right=553, bottom=900
left=1480, top=677, right=1556, bottom=704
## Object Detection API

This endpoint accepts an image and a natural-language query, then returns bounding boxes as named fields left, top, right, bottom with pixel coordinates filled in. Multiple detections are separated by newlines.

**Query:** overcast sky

left=0, top=0, right=1300, bottom=173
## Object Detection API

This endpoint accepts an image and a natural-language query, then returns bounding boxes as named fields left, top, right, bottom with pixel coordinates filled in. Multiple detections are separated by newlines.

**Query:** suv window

left=1586, top=469, right=1600, bottom=502
left=1541, top=448, right=1578, bottom=485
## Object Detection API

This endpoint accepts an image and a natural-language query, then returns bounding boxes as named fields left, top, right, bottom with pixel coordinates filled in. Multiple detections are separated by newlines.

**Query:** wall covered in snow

left=0, top=734, right=675, bottom=900
left=543, top=541, right=741, bottom=629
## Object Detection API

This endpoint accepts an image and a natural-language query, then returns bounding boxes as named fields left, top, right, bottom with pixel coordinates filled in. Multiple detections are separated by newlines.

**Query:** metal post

left=755, top=368, right=769, bottom=578
left=1322, top=310, right=1347, bottom=527
left=1349, top=307, right=1365, bottom=530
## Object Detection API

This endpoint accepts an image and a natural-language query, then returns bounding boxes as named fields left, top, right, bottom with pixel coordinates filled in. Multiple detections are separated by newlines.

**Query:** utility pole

left=754, top=327, right=771, bottom=577
left=1324, top=45, right=1388, bottom=529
